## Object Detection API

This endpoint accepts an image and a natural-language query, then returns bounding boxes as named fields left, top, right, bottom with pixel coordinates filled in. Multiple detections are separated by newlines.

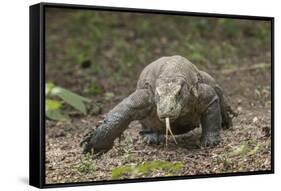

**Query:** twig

left=222, top=63, right=270, bottom=75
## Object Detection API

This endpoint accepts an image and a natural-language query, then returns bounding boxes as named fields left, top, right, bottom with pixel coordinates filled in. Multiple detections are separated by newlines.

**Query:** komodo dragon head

left=155, top=76, right=198, bottom=122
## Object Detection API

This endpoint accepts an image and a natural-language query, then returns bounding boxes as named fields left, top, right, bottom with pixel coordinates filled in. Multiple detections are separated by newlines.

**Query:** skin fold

left=81, top=55, right=234, bottom=154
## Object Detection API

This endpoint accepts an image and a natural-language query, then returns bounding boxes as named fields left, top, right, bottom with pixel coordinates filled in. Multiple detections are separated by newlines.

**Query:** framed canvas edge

left=29, top=3, right=42, bottom=188
left=41, top=2, right=274, bottom=20
left=29, top=2, right=275, bottom=189
left=270, top=17, right=275, bottom=174
left=42, top=171, right=274, bottom=189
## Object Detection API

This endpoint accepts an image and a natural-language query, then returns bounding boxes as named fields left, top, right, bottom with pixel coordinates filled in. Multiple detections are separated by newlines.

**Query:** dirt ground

left=45, top=56, right=271, bottom=184
left=45, top=9, right=272, bottom=184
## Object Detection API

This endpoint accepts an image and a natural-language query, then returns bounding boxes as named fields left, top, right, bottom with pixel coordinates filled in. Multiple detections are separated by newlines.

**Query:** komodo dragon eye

left=175, top=86, right=182, bottom=100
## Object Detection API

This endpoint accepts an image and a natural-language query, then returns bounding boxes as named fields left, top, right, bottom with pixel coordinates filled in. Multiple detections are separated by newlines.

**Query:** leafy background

left=46, top=9, right=270, bottom=97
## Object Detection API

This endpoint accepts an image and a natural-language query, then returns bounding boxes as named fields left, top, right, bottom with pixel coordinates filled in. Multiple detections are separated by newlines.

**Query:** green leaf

left=46, top=99, right=61, bottom=111
left=52, top=87, right=91, bottom=102
left=51, top=87, right=90, bottom=114
left=76, top=154, right=96, bottom=173
left=111, top=166, right=133, bottom=179
left=111, top=161, right=183, bottom=179
left=104, top=92, right=114, bottom=101
left=46, top=109, right=70, bottom=121
left=229, top=143, right=249, bottom=157
left=248, top=143, right=261, bottom=156
left=46, top=82, right=55, bottom=95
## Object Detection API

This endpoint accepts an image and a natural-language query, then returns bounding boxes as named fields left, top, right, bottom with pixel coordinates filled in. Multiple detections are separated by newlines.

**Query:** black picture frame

left=30, top=2, right=274, bottom=189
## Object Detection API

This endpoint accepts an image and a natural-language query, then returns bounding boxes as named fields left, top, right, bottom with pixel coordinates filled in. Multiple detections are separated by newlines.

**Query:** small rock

left=237, top=99, right=242, bottom=105
left=237, top=106, right=243, bottom=112
left=54, top=131, right=66, bottom=138
left=262, top=126, right=271, bottom=137
left=253, top=117, right=258, bottom=123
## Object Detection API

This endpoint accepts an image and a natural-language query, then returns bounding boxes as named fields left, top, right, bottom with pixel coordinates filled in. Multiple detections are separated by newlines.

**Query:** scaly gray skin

left=81, top=55, right=235, bottom=154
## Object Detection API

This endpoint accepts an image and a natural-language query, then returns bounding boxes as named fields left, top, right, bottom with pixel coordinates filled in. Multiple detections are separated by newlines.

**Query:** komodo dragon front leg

left=198, top=84, right=222, bottom=147
left=81, top=89, right=154, bottom=154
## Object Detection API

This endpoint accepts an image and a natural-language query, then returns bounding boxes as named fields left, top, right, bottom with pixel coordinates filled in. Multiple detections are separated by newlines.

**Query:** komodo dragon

left=81, top=55, right=235, bottom=154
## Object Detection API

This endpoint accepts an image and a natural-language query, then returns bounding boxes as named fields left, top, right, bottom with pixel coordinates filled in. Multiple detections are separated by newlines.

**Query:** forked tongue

left=165, top=117, right=178, bottom=147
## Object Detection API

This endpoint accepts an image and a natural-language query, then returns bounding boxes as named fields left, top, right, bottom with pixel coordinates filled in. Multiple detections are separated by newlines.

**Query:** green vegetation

left=76, top=154, right=96, bottom=174
left=213, top=140, right=270, bottom=172
left=255, top=85, right=271, bottom=107
left=111, top=160, right=183, bottom=179
left=83, top=82, right=104, bottom=96
left=46, top=9, right=271, bottom=96
left=45, top=82, right=90, bottom=121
